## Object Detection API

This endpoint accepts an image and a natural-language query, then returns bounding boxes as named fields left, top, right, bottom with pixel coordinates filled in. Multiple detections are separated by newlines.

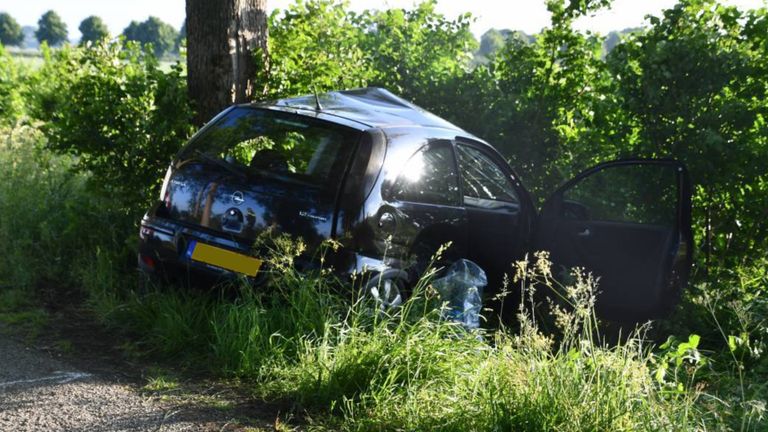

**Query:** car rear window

left=179, top=107, right=360, bottom=189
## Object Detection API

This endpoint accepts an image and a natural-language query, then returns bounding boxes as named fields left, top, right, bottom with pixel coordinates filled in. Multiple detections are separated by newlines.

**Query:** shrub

left=0, top=125, right=130, bottom=291
left=27, top=40, right=194, bottom=212
left=265, top=0, right=374, bottom=99
left=0, top=45, right=25, bottom=124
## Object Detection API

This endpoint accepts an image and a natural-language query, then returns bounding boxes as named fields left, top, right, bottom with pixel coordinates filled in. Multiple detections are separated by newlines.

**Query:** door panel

left=535, top=160, right=692, bottom=322
left=550, top=220, right=674, bottom=316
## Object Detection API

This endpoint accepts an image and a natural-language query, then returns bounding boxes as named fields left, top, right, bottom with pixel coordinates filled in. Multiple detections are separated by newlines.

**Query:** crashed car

left=138, top=87, right=692, bottom=322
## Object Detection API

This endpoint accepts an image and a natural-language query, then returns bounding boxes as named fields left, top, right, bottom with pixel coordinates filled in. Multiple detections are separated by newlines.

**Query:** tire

left=365, top=269, right=409, bottom=311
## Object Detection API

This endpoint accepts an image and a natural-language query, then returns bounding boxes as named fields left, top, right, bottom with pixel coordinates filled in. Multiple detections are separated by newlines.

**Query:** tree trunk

left=186, top=0, right=268, bottom=126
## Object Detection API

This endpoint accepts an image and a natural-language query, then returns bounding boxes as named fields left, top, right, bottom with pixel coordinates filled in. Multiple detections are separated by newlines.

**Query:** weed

left=143, top=369, right=181, bottom=394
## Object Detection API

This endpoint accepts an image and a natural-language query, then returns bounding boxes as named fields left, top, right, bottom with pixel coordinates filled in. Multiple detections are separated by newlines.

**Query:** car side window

left=391, top=143, right=460, bottom=206
left=562, top=164, right=678, bottom=225
left=456, top=144, right=519, bottom=209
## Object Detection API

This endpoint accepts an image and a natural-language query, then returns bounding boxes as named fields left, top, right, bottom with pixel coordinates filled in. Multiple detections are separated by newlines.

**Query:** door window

left=562, top=164, right=678, bottom=225
left=391, top=143, right=460, bottom=206
left=456, top=144, right=519, bottom=209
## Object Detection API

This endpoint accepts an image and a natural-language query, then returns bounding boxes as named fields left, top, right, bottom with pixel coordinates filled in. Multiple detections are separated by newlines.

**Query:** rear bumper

left=138, top=213, right=267, bottom=286
left=138, top=213, right=411, bottom=288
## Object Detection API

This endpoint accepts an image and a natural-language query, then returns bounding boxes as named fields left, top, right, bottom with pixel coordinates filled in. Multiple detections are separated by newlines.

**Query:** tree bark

left=186, top=0, right=268, bottom=126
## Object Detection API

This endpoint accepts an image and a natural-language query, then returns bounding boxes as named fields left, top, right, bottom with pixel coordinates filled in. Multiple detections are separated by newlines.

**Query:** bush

left=263, top=0, right=476, bottom=101
left=0, top=125, right=130, bottom=291
left=265, top=0, right=374, bottom=99
left=27, top=40, right=194, bottom=212
left=0, top=45, right=26, bottom=124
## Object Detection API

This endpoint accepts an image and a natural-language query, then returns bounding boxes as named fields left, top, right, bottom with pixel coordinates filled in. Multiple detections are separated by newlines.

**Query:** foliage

left=0, top=12, right=24, bottom=47
left=35, top=10, right=68, bottom=46
left=78, top=16, right=110, bottom=45
left=0, top=45, right=25, bottom=123
left=359, top=0, right=477, bottom=108
left=265, top=0, right=374, bottom=99
left=0, top=125, right=131, bottom=291
left=605, top=0, right=768, bottom=266
left=410, top=0, right=615, bottom=198
left=122, top=16, right=180, bottom=58
left=27, top=40, right=194, bottom=211
left=264, top=0, right=477, bottom=102
left=478, top=29, right=507, bottom=59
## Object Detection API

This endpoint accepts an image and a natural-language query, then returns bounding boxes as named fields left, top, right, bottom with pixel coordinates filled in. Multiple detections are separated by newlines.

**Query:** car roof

left=253, top=87, right=470, bottom=134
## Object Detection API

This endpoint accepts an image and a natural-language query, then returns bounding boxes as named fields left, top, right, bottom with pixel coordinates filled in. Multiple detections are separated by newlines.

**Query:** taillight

left=139, top=254, right=156, bottom=270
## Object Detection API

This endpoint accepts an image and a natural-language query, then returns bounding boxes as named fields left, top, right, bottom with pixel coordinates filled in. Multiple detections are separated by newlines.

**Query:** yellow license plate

left=187, top=241, right=262, bottom=276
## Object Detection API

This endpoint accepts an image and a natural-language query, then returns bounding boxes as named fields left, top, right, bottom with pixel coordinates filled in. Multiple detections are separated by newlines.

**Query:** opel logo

left=231, top=191, right=245, bottom=206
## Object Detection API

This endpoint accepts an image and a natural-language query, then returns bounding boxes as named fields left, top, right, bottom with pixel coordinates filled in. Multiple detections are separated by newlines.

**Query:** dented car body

left=138, top=88, right=692, bottom=322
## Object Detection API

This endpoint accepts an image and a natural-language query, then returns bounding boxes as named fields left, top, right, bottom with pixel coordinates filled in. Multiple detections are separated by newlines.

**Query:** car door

left=454, top=141, right=533, bottom=290
left=383, top=140, right=469, bottom=273
left=534, top=159, right=692, bottom=322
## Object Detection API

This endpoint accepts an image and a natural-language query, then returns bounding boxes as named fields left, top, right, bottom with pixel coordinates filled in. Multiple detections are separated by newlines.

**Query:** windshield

left=179, top=107, right=360, bottom=188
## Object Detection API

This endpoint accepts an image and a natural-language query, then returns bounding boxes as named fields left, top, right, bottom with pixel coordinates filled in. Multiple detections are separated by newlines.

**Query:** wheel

left=370, top=277, right=404, bottom=309
left=365, top=269, right=409, bottom=311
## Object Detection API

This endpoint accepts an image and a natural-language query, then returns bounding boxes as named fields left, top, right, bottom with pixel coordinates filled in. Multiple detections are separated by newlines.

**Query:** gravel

left=0, top=336, right=263, bottom=431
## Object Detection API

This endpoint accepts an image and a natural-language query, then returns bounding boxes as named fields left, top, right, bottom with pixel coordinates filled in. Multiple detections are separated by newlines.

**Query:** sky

left=3, top=0, right=766, bottom=40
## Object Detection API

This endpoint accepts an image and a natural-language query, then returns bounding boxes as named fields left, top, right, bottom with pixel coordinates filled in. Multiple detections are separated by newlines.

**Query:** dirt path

left=0, top=335, right=262, bottom=431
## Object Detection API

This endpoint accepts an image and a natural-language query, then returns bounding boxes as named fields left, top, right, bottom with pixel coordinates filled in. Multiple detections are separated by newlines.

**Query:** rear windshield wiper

left=193, top=150, right=247, bottom=179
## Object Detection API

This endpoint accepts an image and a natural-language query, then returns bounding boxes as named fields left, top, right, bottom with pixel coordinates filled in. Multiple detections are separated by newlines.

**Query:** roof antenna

left=313, top=86, right=323, bottom=111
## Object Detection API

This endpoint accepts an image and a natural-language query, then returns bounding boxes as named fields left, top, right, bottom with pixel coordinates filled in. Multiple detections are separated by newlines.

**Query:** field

left=6, top=47, right=181, bottom=71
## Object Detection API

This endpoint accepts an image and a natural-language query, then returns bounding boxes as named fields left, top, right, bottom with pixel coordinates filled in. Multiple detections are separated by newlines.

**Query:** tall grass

left=255, top=252, right=702, bottom=431
left=1, top=125, right=84, bottom=289
left=79, top=243, right=705, bottom=430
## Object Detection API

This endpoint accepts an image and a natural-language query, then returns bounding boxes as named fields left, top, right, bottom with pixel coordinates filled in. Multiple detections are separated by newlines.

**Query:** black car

left=138, top=87, right=692, bottom=322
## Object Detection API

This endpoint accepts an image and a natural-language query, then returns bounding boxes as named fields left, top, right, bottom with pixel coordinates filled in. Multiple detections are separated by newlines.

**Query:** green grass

left=0, top=288, right=48, bottom=337
left=76, top=246, right=708, bottom=431
left=143, top=370, right=181, bottom=393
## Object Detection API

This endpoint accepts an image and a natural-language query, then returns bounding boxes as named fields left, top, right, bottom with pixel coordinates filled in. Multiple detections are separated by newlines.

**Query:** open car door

left=534, top=159, right=692, bottom=322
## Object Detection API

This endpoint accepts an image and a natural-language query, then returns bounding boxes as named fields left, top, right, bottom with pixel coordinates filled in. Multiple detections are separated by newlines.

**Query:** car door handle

left=576, top=228, right=591, bottom=237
